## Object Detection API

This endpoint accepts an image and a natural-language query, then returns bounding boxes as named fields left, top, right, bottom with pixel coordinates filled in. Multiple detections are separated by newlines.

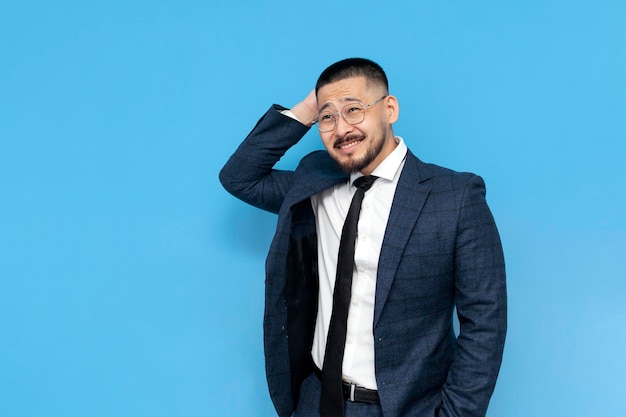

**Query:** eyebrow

left=318, top=96, right=362, bottom=112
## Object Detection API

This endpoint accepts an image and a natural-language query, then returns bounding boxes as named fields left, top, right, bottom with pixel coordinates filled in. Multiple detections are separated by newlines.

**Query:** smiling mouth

left=335, top=135, right=365, bottom=151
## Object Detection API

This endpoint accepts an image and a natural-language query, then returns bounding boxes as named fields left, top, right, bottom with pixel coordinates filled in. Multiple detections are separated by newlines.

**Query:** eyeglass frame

left=314, top=95, right=388, bottom=132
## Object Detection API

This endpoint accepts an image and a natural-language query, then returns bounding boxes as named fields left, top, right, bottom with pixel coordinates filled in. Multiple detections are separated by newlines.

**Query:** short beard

left=333, top=133, right=386, bottom=174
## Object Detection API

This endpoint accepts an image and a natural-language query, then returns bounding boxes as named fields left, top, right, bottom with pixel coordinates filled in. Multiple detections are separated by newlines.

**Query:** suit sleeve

left=439, top=175, right=507, bottom=417
left=219, top=105, right=311, bottom=214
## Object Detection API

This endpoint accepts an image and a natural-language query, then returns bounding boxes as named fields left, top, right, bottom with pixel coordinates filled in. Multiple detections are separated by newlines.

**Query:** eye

left=346, top=105, right=362, bottom=114
left=320, top=113, right=334, bottom=121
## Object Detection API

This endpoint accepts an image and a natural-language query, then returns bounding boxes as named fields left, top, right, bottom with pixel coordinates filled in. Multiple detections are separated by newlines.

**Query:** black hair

left=315, top=58, right=389, bottom=94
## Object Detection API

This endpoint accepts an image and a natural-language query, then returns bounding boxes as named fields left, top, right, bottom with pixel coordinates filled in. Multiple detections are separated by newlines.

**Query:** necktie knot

left=353, top=175, right=378, bottom=192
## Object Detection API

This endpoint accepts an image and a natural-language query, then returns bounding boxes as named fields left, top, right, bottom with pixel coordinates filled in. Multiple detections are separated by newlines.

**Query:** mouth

left=334, top=135, right=365, bottom=152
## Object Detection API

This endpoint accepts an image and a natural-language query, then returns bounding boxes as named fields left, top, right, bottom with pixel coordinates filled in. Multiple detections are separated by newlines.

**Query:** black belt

left=313, top=366, right=380, bottom=404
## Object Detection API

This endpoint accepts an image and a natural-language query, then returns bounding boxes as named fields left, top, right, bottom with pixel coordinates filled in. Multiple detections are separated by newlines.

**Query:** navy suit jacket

left=220, top=106, right=507, bottom=417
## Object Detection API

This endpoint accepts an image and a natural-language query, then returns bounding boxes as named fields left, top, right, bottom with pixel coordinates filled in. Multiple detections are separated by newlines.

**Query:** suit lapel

left=374, top=152, right=432, bottom=327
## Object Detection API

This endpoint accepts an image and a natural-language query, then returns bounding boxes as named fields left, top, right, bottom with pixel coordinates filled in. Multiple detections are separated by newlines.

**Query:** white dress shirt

left=310, top=137, right=407, bottom=389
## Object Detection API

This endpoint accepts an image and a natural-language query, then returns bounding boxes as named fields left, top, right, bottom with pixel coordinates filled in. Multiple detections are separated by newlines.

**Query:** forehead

left=316, top=76, right=370, bottom=111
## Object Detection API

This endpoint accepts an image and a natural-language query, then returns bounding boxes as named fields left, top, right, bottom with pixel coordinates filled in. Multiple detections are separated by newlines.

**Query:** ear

left=385, top=95, right=399, bottom=124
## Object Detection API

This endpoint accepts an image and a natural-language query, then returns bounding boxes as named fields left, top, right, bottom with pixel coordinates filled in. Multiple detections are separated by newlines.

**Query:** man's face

left=316, top=76, right=398, bottom=175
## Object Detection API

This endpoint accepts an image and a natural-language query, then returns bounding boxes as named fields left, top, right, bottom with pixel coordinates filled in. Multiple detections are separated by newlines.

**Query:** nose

left=335, top=114, right=354, bottom=137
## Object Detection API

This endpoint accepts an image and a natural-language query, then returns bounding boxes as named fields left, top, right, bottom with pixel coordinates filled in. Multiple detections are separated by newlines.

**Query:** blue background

left=1, top=1, right=625, bottom=416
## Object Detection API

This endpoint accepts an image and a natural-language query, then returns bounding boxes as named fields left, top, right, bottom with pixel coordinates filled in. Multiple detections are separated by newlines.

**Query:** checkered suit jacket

left=219, top=105, right=507, bottom=417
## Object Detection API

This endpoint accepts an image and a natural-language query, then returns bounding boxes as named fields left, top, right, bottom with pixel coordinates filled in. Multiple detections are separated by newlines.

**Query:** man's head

left=315, top=58, right=399, bottom=175
left=315, top=58, right=389, bottom=96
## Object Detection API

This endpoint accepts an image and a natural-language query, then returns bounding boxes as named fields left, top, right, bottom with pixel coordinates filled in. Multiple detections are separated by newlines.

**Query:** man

left=219, top=58, right=506, bottom=417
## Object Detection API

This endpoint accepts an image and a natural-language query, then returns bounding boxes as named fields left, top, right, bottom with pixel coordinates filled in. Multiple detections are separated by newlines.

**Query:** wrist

left=290, top=101, right=318, bottom=127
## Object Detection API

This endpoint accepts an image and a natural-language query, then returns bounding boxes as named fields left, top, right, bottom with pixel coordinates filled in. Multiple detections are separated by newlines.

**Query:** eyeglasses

left=315, top=96, right=387, bottom=133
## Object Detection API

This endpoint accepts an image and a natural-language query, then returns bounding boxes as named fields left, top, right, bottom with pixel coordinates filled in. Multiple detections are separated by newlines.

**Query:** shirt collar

left=350, top=136, right=408, bottom=185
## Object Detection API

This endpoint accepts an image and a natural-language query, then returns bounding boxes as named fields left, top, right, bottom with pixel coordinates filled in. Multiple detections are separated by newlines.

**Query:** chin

left=333, top=154, right=373, bottom=174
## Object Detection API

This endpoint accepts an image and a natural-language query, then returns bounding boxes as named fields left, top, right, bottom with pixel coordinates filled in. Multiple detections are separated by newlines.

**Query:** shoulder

left=405, top=151, right=483, bottom=189
left=296, top=150, right=344, bottom=177
left=298, top=150, right=330, bottom=167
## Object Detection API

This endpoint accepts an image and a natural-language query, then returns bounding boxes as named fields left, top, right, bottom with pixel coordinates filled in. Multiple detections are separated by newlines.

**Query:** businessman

left=219, top=58, right=506, bottom=417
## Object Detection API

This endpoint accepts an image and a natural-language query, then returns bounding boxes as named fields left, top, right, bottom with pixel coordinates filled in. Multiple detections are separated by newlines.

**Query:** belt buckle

left=348, top=383, right=356, bottom=402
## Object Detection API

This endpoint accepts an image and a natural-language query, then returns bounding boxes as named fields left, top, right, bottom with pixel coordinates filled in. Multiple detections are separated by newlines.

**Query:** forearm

left=219, top=105, right=310, bottom=213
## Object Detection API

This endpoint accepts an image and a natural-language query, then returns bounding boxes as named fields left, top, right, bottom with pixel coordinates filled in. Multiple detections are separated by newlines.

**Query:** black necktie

left=320, top=175, right=378, bottom=417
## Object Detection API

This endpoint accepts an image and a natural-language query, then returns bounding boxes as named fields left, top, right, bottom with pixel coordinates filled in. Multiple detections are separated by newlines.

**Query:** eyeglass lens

left=318, top=104, right=365, bottom=132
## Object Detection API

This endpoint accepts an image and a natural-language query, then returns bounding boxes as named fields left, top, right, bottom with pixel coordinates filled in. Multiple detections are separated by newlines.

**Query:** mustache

left=333, top=134, right=365, bottom=148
